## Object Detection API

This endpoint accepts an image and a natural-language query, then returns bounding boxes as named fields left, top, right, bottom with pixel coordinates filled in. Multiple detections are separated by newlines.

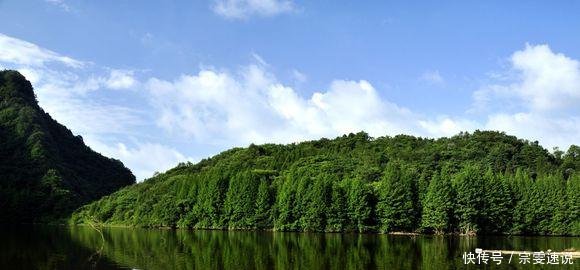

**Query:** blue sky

left=2, top=0, right=580, bottom=180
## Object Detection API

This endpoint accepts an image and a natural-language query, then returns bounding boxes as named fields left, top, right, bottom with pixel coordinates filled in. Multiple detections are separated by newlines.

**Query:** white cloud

left=146, top=64, right=427, bottom=146
left=0, top=33, right=82, bottom=68
left=472, top=44, right=580, bottom=149
left=147, top=44, right=580, bottom=151
left=485, top=113, right=580, bottom=149
left=512, top=44, right=580, bottom=111
left=419, top=117, right=478, bottom=138
left=85, top=138, right=193, bottom=181
left=0, top=34, right=139, bottom=132
left=420, top=70, right=445, bottom=85
left=212, top=0, right=296, bottom=19
left=105, top=69, right=138, bottom=90
left=474, top=44, right=580, bottom=112
left=37, top=87, right=142, bottom=136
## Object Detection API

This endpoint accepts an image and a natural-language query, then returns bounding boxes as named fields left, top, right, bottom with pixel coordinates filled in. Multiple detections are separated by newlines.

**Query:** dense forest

left=0, top=70, right=135, bottom=223
left=72, top=129, right=580, bottom=236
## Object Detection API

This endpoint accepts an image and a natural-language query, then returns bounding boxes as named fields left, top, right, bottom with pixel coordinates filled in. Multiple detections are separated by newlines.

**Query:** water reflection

left=0, top=226, right=578, bottom=269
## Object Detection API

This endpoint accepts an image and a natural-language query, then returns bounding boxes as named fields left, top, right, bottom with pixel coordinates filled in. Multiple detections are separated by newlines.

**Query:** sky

left=1, top=0, right=580, bottom=180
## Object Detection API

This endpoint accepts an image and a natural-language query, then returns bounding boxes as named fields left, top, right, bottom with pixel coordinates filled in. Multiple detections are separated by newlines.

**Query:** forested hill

left=0, top=70, right=135, bottom=223
left=72, top=128, right=580, bottom=236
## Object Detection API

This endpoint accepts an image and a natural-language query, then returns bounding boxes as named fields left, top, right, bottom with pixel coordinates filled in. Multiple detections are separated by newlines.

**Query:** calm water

left=0, top=226, right=578, bottom=270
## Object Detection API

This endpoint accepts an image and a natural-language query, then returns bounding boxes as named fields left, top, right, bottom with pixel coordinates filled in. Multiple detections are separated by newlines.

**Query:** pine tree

left=453, top=165, right=485, bottom=235
left=274, top=177, right=297, bottom=231
left=481, top=169, right=512, bottom=234
left=376, top=162, right=415, bottom=232
left=254, top=179, right=272, bottom=229
left=420, top=172, right=453, bottom=234
left=510, top=169, right=532, bottom=234
left=547, top=174, right=568, bottom=235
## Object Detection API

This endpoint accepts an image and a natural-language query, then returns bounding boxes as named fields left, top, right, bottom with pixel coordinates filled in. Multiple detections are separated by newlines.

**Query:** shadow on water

left=0, top=225, right=127, bottom=270
left=1, top=226, right=579, bottom=269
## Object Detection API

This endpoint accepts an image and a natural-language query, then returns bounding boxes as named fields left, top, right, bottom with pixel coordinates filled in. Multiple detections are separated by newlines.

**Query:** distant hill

left=0, top=70, right=135, bottom=223
left=72, top=128, right=580, bottom=235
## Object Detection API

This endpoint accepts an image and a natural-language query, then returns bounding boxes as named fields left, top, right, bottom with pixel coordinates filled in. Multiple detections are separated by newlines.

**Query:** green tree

left=254, top=179, right=273, bottom=229
left=326, top=182, right=347, bottom=232
left=510, top=169, right=533, bottom=234
left=301, top=177, right=331, bottom=231
left=346, top=178, right=374, bottom=232
left=421, top=172, right=453, bottom=234
left=567, top=174, right=580, bottom=235
left=274, top=177, right=297, bottom=231
left=376, top=162, right=415, bottom=232
left=223, top=171, right=260, bottom=228
left=453, top=165, right=485, bottom=235
left=481, top=169, right=512, bottom=234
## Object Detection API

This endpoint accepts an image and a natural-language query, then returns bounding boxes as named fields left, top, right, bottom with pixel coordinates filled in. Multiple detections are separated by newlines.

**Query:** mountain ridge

left=0, top=70, right=136, bottom=222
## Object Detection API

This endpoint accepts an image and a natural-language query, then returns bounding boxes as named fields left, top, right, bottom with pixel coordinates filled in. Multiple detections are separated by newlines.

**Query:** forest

left=71, top=130, right=580, bottom=236
left=0, top=70, right=135, bottom=223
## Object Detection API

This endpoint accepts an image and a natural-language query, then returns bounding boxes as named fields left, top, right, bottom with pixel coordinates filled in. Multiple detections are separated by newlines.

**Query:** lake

left=0, top=226, right=578, bottom=269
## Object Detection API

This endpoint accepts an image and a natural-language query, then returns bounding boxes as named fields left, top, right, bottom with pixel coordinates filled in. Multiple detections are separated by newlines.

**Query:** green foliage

left=376, top=162, right=416, bottom=232
left=325, top=182, right=347, bottom=232
left=0, top=70, right=135, bottom=223
left=69, top=116, right=579, bottom=235
left=254, top=178, right=273, bottom=229
left=421, top=172, right=453, bottom=234
left=345, top=178, right=374, bottom=232
left=480, top=170, right=512, bottom=234
left=567, top=174, right=580, bottom=235
left=452, top=165, right=485, bottom=235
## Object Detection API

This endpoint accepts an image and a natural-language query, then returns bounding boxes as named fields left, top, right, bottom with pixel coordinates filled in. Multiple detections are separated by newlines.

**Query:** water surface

left=0, top=226, right=578, bottom=269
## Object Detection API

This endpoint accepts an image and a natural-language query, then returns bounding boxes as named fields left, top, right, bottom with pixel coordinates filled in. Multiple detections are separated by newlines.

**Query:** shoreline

left=26, top=223, right=580, bottom=237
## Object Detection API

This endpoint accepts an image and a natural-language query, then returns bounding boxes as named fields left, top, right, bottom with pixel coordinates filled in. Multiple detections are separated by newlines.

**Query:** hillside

left=72, top=130, right=580, bottom=235
left=0, top=70, right=135, bottom=223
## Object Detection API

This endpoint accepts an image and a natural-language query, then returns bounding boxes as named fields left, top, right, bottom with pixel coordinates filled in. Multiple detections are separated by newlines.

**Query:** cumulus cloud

left=473, top=44, right=580, bottom=149
left=146, top=63, right=434, bottom=147
left=212, top=0, right=296, bottom=19
left=474, top=44, right=580, bottom=112
left=147, top=44, right=580, bottom=151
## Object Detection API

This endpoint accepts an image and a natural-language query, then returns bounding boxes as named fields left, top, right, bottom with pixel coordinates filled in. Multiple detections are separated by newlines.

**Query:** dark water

left=0, top=226, right=578, bottom=270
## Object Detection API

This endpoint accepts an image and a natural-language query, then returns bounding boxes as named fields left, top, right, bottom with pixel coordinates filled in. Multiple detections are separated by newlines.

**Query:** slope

left=0, top=70, right=135, bottom=222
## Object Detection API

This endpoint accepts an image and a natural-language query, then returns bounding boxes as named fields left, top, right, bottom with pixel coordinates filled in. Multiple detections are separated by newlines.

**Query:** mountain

left=0, top=70, right=135, bottom=223
left=72, top=130, right=580, bottom=235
